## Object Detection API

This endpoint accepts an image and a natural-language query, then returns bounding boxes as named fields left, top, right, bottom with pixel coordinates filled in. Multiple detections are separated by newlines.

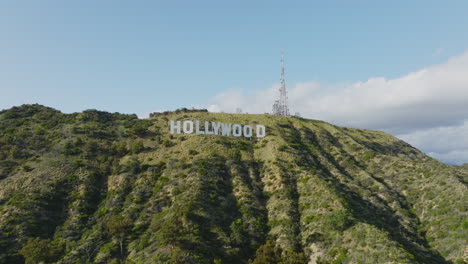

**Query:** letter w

left=221, top=123, right=232, bottom=136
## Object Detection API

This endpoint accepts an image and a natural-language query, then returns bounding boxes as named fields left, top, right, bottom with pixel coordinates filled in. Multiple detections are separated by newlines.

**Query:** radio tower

left=273, top=52, right=290, bottom=116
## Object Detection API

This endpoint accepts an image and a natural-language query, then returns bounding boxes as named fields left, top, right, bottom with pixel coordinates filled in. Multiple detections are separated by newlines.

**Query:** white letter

left=243, top=125, right=252, bottom=137
left=205, top=121, right=213, bottom=135
left=183, top=120, right=194, bottom=134
left=233, top=124, right=242, bottom=137
left=256, top=125, right=266, bottom=138
left=195, top=120, right=205, bottom=134
left=170, top=120, right=181, bottom=134
left=221, top=123, right=232, bottom=136
left=212, top=122, right=222, bottom=135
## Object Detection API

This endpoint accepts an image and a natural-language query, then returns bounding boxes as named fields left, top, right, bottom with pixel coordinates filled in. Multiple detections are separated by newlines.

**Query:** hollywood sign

left=170, top=120, right=266, bottom=138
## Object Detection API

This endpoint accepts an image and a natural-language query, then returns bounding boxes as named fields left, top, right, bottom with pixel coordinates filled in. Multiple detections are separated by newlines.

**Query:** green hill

left=0, top=104, right=466, bottom=264
left=455, top=164, right=468, bottom=175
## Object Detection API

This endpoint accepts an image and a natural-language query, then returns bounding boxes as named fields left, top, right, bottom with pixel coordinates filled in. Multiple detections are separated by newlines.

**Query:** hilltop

left=0, top=104, right=466, bottom=264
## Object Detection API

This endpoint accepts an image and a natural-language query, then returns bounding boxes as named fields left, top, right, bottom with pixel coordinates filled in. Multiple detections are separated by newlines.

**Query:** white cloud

left=427, top=149, right=468, bottom=165
left=398, top=121, right=468, bottom=154
left=208, top=87, right=278, bottom=114
left=207, top=104, right=221, bottom=113
left=398, top=121, right=468, bottom=165
left=207, top=51, right=468, bottom=164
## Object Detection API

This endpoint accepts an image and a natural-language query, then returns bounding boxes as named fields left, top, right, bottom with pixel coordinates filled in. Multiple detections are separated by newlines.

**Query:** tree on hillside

left=19, top=237, right=62, bottom=264
left=106, top=215, right=132, bottom=261
left=248, top=240, right=307, bottom=264
left=249, top=240, right=281, bottom=264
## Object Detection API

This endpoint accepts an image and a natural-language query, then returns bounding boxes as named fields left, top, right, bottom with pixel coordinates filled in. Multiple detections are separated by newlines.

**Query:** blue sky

left=1, top=1, right=468, bottom=164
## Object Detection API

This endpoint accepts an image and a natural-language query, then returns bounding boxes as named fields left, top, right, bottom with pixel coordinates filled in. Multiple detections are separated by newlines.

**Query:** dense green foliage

left=0, top=104, right=466, bottom=264
left=19, top=237, right=63, bottom=264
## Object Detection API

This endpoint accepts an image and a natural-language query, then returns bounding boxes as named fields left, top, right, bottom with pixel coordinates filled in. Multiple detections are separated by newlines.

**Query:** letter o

left=233, top=124, right=242, bottom=137
left=183, top=120, right=194, bottom=134
left=243, top=125, right=252, bottom=137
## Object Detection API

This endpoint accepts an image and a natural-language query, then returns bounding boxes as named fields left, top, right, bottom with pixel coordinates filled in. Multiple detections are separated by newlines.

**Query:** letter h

left=170, top=120, right=181, bottom=134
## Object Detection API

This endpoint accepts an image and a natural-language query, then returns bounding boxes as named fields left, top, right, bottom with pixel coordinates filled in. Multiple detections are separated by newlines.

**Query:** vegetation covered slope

left=0, top=104, right=466, bottom=264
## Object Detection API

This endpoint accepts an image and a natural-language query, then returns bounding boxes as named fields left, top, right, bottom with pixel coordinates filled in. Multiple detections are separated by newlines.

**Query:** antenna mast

left=273, top=52, right=290, bottom=116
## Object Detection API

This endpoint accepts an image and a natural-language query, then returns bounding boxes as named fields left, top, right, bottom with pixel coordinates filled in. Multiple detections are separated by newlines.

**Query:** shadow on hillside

left=278, top=124, right=449, bottom=264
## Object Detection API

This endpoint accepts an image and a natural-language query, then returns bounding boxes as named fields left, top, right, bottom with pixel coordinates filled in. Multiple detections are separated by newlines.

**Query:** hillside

left=455, top=164, right=468, bottom=174
left=0, top=104, right=466, bottom=264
